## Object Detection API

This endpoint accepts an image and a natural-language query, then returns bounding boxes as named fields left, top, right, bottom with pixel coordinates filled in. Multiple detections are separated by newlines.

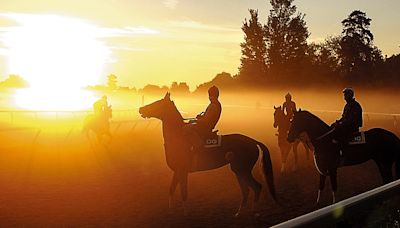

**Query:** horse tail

left=396, top=137, right=400, bottom=179
left=257, top=141, right=277, bottom=201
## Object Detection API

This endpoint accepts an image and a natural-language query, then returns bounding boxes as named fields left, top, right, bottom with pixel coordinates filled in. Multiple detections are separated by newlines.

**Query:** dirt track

left=0, top=106, right=397, bottom=227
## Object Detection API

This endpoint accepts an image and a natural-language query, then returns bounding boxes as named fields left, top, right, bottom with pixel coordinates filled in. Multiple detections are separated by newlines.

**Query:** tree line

left=235, top=0, right=400, bottom=88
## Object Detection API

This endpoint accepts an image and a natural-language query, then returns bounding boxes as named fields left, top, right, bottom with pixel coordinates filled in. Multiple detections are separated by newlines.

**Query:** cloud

left=163, top=0, right=179, bottom=9
left=96, top=26, right=160, bottom=38
left=168, top=20, right=238, bottom=33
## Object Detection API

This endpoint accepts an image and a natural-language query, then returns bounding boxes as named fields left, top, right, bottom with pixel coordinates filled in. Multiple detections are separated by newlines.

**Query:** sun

left=3, top=14, right=110, bottom=111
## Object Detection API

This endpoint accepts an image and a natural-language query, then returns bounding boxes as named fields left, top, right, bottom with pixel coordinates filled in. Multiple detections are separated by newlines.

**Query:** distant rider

left=283, top=93, right=297, bottom=120
left=93, top=95, right=108, bottom=122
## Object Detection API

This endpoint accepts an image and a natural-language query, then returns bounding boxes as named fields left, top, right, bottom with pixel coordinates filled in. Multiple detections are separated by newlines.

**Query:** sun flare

left=3, top=14, right=110, bottom=110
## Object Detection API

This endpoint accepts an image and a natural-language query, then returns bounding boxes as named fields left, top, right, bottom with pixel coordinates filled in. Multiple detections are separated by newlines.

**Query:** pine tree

left=339, top=10, right=382, bottom=83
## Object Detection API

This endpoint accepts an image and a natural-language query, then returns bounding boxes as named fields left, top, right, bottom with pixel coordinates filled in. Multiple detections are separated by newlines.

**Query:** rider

left=93, top=95, right=109, bottom=121
left=331, top=88, right=363, bottom=149
left=184, top=86, right=222, bottom=150
left=283, top=93, right=297, bottom=120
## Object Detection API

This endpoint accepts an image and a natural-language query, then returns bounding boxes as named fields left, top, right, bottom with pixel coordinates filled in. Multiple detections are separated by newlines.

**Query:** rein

left=315, top=128, right=335, bottom=141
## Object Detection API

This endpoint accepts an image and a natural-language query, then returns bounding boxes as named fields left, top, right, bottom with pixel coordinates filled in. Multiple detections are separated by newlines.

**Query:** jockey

left=184, top=86, right=222, bottom=150
left=93, top=95, right=108, bottom=118
left=331, top=88, right=363, bottom=148
left=283, top=93, right=297, bottom=120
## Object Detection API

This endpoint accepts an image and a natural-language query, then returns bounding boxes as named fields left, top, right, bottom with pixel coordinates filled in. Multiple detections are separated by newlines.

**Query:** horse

left=138, top=93, right=276, bottom=216
left=83, top=105, right=113, bottom=144
left=287, top=110, right=400, bottom=204
left=273, top=106, right=310, bottom=172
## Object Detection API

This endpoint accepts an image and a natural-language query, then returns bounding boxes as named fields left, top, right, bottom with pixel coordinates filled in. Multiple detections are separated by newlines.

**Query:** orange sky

left=0, top=0, right=399, bottom=89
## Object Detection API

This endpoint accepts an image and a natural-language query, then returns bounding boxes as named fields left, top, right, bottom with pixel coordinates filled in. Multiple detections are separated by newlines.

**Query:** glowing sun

left=3, top=14, right=110, bottom=110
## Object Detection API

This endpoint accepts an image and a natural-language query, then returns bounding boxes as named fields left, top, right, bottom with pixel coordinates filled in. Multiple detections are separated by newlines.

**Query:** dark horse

left=139, top=93, right=276, bottom=216
left=83, top=105, right=113, bottom=144
left=288, top=110, right=400, bottom=204
left=273, top=106, right=310, bottom=172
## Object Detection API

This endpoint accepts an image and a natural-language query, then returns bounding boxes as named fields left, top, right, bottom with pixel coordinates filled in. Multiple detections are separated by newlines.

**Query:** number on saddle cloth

left=204, top=130, right=221, bottom=148
left=348, top=132, right=366, bottom=145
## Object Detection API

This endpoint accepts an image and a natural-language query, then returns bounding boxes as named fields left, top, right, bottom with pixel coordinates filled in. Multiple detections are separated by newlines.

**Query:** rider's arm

left=197, top=104, right=217, bottom=124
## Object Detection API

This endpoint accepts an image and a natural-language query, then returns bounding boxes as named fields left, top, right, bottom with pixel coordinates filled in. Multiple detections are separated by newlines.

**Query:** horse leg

left=244, top=172, right=262, bottom=214
left=378, top=163, right=394, bottom=184
left=169, top=172, right=180, bottom=209
left=281, top=145, right=289, bottom=173
left=178, top=171, right=189, bottom=216
left=329, top=171, right=338, bottom=204
left=106, top=130, right=113, bottom=144
left=233, top=173, right=250, bottom=217
left=292, top=141, right=299, bottom=171
left=317, top=174, right=326, bottom=205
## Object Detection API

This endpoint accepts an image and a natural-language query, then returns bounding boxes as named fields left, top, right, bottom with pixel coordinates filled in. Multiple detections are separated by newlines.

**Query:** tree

left=265, top=0, right=310, bottom=82
left=107, top=74, right=118, bottom=90
left=339, top=10, right=382, bottom=83
left=308, top=36, right=341, bottom=83
left=170, top=82, right=190, bottom=94
left=238, top=9, right=268, bottom=84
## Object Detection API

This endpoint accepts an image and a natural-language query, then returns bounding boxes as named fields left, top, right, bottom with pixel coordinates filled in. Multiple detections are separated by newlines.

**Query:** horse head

left=273, top=106, right=283, bottom=128
left=139, top=92, right=183, bottom=125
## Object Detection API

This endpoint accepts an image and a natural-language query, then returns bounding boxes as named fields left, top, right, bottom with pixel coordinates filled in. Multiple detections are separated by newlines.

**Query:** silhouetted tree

left=0, top=75, right=29, bottom=89
left=170, top=82, right=190, bottom=94
left=339, top=10, right=382, bottom=83
left=195, top=72, right=236, bottom=92
left=107, top=74, right=118, bottom=90
left=308, top=36, right=341, bottom=84
left=238, top=9, right=268, bottom=84
left=265, top=0, right=309, bottom=83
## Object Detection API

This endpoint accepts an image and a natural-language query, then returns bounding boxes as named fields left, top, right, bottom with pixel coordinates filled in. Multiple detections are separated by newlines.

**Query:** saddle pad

left=204, top=135, right=222, bottom=148
left=348, top=132, right=366, bottom=145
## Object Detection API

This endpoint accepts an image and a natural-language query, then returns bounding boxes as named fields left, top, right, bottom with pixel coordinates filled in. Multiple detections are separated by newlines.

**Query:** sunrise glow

left=3, top=14, right=110, bottom=110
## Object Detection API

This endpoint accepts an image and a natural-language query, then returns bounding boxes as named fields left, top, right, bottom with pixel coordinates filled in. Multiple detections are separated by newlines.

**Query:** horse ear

left=164, top=92, right=171, bottom=100
left=298, top=108, right=301, bottom=112
left=274, top=106, right=277, bottom=110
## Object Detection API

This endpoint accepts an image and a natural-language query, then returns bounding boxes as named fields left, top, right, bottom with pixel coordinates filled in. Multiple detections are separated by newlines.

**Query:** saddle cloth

left=203, top=133, right=222, bottom=148
left=348, top=131, right=366, bottom=145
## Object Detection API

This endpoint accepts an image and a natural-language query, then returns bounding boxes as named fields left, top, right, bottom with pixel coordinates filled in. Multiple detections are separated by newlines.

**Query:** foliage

left=238, top=9, right=268, bottom=83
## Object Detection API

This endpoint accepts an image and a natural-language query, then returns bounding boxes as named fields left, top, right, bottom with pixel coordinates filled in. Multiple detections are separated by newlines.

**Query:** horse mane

left=166, top=100, right=184, bottom=126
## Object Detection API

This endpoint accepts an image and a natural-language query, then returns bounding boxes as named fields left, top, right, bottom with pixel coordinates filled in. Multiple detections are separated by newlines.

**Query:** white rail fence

left=271, top=180, right=400, bottom=227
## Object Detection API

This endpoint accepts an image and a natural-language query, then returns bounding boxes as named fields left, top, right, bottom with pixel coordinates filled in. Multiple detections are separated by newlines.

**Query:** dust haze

left=0, top=88, right=398, bottom=226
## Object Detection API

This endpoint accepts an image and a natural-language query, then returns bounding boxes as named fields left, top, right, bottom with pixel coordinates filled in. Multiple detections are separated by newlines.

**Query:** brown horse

left=83, top=105, right=113, bottom=144
left=139, top=93, right=276, bottom=216
left=273, top=106, right=310, bottom=173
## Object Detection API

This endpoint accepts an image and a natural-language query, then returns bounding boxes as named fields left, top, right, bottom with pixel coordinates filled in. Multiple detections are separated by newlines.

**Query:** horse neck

left=304, top=113, right=330, bottom=141
left=161, top=103, right=185, bottom=146
left=277, top=112, right=290, bottom=131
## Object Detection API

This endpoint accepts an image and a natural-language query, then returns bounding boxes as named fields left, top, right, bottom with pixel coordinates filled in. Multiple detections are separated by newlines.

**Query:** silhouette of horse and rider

left=137, top=85, right=400, bottom=215
left=273, top=93, right=310, bottom=173
left=139, top=87, right=276, bottom=216
left=288, top=88, right=400, bottom=204
left=83, top=95, right=113, bottom=144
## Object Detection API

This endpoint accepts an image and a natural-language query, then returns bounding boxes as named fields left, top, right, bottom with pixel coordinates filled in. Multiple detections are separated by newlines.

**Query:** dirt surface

left=0, top=106, right=398, bottom=227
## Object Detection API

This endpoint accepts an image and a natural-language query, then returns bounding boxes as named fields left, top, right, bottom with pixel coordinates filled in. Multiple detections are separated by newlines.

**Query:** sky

left=0, top=0, right=399, bottom=89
